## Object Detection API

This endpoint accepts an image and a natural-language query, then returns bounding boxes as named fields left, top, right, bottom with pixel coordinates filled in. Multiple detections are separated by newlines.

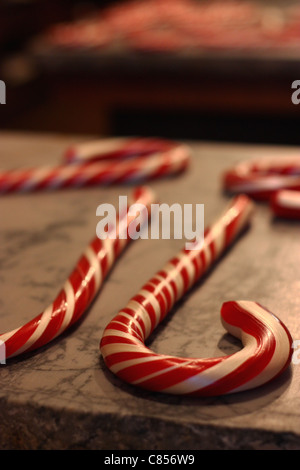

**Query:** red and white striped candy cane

left=100, top=194, right=293, bottom=396
left=270, top=190, right=300, bottom=220
left=223, top=156, right=300, bottom=219
left=0, top=186, right=156, bottom=359
left=0, top=137, right=190, bottom=193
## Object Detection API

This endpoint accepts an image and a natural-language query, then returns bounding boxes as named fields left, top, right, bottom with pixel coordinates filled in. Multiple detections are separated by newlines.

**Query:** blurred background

left=0, top=0, right=299, bottom=145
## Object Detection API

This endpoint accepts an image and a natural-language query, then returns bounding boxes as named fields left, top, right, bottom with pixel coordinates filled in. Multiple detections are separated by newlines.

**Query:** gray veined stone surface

left=0, top=132, right=299, bottom=450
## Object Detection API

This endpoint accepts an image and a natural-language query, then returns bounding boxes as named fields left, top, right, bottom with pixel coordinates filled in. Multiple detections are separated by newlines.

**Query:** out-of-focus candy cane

left=100, top=195, right=293, bottom=396
left=0, top=137, right=191, bottom=193
left=223, top=156, right=300, bottom=219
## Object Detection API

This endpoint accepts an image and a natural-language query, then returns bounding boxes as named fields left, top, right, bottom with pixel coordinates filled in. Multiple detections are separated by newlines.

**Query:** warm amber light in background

left=0, top=0, right=299, bottom=144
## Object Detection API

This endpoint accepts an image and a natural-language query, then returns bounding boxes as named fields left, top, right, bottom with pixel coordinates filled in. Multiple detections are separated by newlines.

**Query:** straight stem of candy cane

left=0, top=186, right=156, bottom=360
left=0, top=138, right=190, bottom=193
left=100, top=194, right=292, bottom=396
left=101, top=194, right=254, bottom=340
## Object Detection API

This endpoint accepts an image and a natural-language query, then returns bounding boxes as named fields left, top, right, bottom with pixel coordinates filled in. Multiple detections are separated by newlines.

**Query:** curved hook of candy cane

left=0, top=186, right=156, bottom=360
left=100, top=195, right=293, bottom=396
left=223, top=155, right=300, bottom=219
left=0, top=137, right=191, bottom=194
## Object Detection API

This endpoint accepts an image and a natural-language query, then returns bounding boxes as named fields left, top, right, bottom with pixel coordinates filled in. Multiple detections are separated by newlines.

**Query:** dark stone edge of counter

left=0, top=398, right=299, bottom=451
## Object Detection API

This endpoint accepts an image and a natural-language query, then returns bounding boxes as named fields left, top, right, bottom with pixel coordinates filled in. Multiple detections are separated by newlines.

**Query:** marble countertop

left=0, top=132, right=299, bottom=450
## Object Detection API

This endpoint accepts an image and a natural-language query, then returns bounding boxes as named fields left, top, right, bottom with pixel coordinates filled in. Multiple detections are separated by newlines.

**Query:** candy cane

left=0, top=137, right=190, bottom=193
left=0, top=137, right=190, bottom=359
left=270, top=190, right=300, bottom=220
left=0, top=186, right=156, bottom=359
left=223, top=156, right=300, bottom=219
left=100, top=194, right=293, bottom=396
